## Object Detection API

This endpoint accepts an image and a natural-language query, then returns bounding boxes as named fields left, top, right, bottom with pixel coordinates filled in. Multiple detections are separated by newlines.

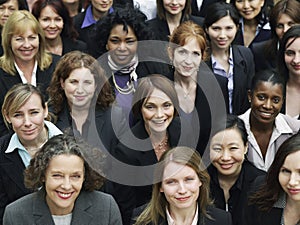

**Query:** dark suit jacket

left=62, top=36, right=88, bottom=55
left=111, top=118, right=182, bottom=225
left=131, top=204, right=232, bottom=225
left=3, top=188, right=123, bottom=225
left=0, top=134, right=32, bottom=224
left=0, top=55, right=60, bottom=137
left=54, top=103, right=126, bottom=153
left=147, top=15, right=204, bottom=42
left=191, top=0, right=224, bottom=17
left=206, top=45, right=254, bottom=115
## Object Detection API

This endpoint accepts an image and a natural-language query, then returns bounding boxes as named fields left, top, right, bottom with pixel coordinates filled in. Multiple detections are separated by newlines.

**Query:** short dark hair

left=24, top=133, right=105, bottom=191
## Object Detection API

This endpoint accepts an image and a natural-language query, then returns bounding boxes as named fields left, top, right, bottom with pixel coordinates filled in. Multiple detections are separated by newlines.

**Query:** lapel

left=232, top=46, right=245, bottom=107
left=70, top=192, right=93, bottom=225
left=1, top=71, right=22, bottom=92
left=0, top=150, right=28, bottom=191
left=94, top=106, right=106, bottom=136
left=33, top=189, right=55, bottom=225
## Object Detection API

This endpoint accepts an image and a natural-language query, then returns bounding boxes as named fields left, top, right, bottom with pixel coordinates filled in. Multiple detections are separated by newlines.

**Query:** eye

left=109, top=38, right=119, bottom=44
left=257, top=94, right=265, bottom=101
left=280, top=168, right=291, bottom=174
left=285, top=50, right=295, bottom=57
left=273, top=97, right=281, bottom=104
left=126, top=39, right=136, bottom=45
left=14, top=37, right=24, bottom=42
left=226, top=26, right=234, bottom=30
left=185, top=177, right=195, bottom=182
left=52, top=174, right=63, bottom=178
left=71, top=174, right=82, bottom=179
left=193, top=51, right=201, bottom=57
left=55, top=17, right=63, bottom=22
left=230, top=146, right=239, bottom=151
left=177, top=48, right=188, bottom=56
left=163, top=102, right=172, bottom=109
left=211, top=26, right=220, bottom=31
left=212, top=147, right=222, bottom=152
left=276, top=24, right=283, bottom=29
left=165, top=179, right=176, bottom=185
left=30, top=110, right=40, bottom=115
left=13, top=113, right=22, bottom=118
left=84, top=80, right=93, bottom=84
left=69, top=79, right=78, bottom=84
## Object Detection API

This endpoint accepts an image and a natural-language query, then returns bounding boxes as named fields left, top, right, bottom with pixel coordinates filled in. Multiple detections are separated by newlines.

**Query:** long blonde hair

left=134, top=146, right=212, bottom=225
left=0, top=10, right=52, bottom=75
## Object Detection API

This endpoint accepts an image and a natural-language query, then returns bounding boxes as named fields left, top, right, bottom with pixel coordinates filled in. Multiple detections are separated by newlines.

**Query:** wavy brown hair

left=47, top=51, right=114, bottom=114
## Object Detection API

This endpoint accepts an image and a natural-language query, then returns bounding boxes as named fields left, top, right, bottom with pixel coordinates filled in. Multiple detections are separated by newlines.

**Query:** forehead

left=163, top=161, right=196, bottom=179
left=286, top=37, right=300, bottom=49
left=109, top=24, right=136, bottom=37
left=67, top=67, right=94, bottom=80
left=47, top=154, right=84, bottom=171
left=1, top=0, right=18, bottom=6
left=282, top=150, right=300, bottom=168
left=144, top=88, right=172, bottom=103
left=254, top=81, right=283, bottom=94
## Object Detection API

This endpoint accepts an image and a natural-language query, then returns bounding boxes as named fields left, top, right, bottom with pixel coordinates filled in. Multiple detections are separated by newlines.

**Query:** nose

left=283, top=24, right=291, bottom=34
left=263, top=99, right=272, bottom=109
left=3, top=8, right=10, bottom=16
left=118, top=41, right=127, bottom=51
left=61, top=177, right=72, bottom=190
left=49, top=19, right=56, bottom=27
left=23, top=38, right=31, bottom=48
left=156, top=107, right=163, bottom=117
left=23, top=114, right=32, bottom=127
left=76, top=82, right=84, bottom=93
left=170, top=0, right=178, bottom=5
left=288, top=172, right=300, bottom=186
left=292, top=52, right=300, bottom=64
left=221, top=150, right=231, bottom=161
left=177, top=181, right=187, bottom=194
left=243, top=0, right=250, bottom=8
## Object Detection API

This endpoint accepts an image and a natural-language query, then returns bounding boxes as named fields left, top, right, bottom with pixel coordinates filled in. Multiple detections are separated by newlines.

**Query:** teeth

left=58, top=192, right=71, bottom=198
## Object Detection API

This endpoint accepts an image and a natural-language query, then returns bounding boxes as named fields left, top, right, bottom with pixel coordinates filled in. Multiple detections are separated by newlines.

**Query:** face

left=235, top=0, right=264, bottom=21
left=249, top=81, right=283, bottom=125
left=0, top=0, right=18, bottom=27
left=163, top=0, right=186, bottom=16
left=5, top=93, right=48, bottom=145
left=107, top=24, right=138, bottom=66
left=276, top=13, right=297, bottom=40
left=207, top=15, right=238, bottom=50
left=11, top=29, right=39, bottom=64
left=173, top=37, right=202, bottom=77
left=91, top=0, right=112, bottom=14
left=279, top=150, right=300, bottom=202
left=45, top=154, right=84, bottom=215
left=210, top=128, right=247, bottom=178
left=284, top=37, right=300, bottom=78
left=142, top=88, right=174, bottom=135
left=61, top=67, right=96, bottom=110
left=38, top=6, right=63, bottom=40
left=160, top=162, right=202, bottom=212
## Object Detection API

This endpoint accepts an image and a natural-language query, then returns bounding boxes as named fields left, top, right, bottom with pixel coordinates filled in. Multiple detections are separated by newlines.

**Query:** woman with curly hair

left=3, top=133, right=122, bottom=225
left=47, top=51, right=125, bottom=153
left=31, top=0, right=87, bottom=56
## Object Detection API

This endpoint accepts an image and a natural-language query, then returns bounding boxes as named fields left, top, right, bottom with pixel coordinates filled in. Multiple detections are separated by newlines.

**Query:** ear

left=247, top=90, right=252, bottom=103
left=44, top=102, right=49, bottom=119
left=4, top=110, right=11, bottom=124
left=260, top=0, right=265, bottom=7
left=160, top=187, right=164, bottom=193
left=106, top=44, right=109, bottom=51
left=60, top=78, right=65, bottom=89
left=244, top=143, right=248, bottom=155
left=167, top=46, right=173, bottom=62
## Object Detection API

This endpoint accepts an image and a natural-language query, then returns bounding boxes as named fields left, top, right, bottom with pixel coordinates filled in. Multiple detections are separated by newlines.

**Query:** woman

left=245, top=133, right=300, bottom=225
left=277, top=25, right=300, bottom=120
left=0, top=84, right=62, bottom=224
left=0, top=0, right=27, bottom=55
left=111, top=74, right=183, bottom=225
left=32, top=0, right=87, bottom=56
left=0, top=10, right=60, bottom=137
left=168, top=20, right=228, bottom=155
left=239, top=69, right=300, bottom=171
left=252, top=0, right=300, bottom=72
left=208, top=114, right=265, bottom=225
left=230, top=0, right=271, bottom=48
left=133, top=146, right=232, bottom=225
left=93, top=7, right=169, bottom=127
left=73, top=0, right=113, bottom=55
left=47, top=50, right=125, bottom=153
left=146, top=0, right=203, bottom=42
left=204, top=2, right=254, bottom=115
left=3, top=133, right=123, bottom=225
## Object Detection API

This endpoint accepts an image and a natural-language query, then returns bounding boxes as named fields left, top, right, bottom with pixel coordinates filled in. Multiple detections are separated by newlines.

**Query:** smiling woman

left=2, top=133, right=122, bottom=225
left=239, top=70, right=300, bottom=171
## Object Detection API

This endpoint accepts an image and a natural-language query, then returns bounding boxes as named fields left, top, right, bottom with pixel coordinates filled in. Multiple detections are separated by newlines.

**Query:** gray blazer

left=3, top=189, right=122, bottom=225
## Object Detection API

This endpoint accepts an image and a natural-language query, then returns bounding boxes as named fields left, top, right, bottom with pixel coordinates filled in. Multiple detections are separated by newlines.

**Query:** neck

left=149, top=130, right=167, bottom=145
left=169, top=203, right=197, bottom=225
left=211, top=45, right=230, bottom=57
left=243, top=18, right=258, bottom=27
left=218, top=167, right=241, bottom=189
left=250, top=112, right=274, bottom=132
left=46, top=36, right=62, bottom=55
left=287, top=73, right=300, bottom=86
left=166, top=12, right=182, bottom=25
left=174, top=70, right=197, bottom=84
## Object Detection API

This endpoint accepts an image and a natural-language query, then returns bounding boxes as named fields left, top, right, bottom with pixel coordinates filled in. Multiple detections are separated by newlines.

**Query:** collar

left=5, top=121, right=62, bottom=154
left=166, top=205, right=198, bottom=225
left=211, top=46, right=233, bottom=67
left=14, top=60, right=38, bottom=86
left=81, top=5, right=113, bottom=28
left=240, top=109, right=294, bottom=135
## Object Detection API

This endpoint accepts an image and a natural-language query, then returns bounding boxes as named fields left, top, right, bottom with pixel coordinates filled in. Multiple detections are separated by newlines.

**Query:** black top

left=208, top=160, right=266, bottom=225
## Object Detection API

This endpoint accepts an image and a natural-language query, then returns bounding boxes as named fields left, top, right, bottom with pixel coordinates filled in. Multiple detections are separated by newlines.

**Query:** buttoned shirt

left=166, top=205, right=198, bottom=225
left=14, top=61, right=37, bottom=86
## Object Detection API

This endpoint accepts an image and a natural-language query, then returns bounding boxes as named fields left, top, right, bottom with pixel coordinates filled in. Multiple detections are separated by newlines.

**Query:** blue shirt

left=81, top=5, right=114, bottom=29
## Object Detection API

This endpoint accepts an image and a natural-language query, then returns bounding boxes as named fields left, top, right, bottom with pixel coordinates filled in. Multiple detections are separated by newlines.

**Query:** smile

left=175, top=196, right=190, bottom=201
left=219, top=163, right=234, bottom=169
left=57, top=191, right=73, bottom=199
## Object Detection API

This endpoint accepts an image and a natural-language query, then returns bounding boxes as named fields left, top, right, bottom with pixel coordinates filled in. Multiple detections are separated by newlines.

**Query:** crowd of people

left=0, top=0, right=300, bottom=224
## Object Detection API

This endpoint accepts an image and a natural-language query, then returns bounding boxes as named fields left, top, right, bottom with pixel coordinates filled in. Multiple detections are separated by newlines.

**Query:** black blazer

left=147, top=15, right=204, bottom=42
left=0, top=55, right=60, bottom=137
left=61, top=36, right=88, bottom=55
left=0, top=134, right=32, bottom=224
left=131, top=204, right=232, bottom=225
left=191, top=0, right=224, bottom=17
left=208, top=161, right=266, bottom=225
left=206, top=45, right=254, bottom=115
left=111, top=118, right=182, bottom=225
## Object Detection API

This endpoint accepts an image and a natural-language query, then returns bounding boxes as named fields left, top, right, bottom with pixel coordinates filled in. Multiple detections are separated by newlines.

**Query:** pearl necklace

left=112, top=72, right=135, bottom=95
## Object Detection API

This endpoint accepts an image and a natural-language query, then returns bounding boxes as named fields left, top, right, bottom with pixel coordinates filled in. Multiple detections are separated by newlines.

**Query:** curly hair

left=24, top=133, right=105, bottom=191
left=47, top=51, right=114, bottom=114
left=134, top=146, right=212, bottom=225
left=31, top=0, right=79, bottom=41
left=92, top=6, right=153, bottom=57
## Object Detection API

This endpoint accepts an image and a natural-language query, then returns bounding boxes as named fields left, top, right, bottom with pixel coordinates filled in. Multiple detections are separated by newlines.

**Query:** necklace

left=154, top=135, right=169, bottom=154
left=112, top=72, right=135, bottom=95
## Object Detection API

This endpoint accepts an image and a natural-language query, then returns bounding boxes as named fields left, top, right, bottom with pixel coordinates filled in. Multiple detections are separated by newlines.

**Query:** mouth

left=292, top=65, right=300, bottom=70
left=56, top=191, right=73, bottom=199
left=175, top=196, right=190, bottom=202
left=170, top=6, right=179, bottom=11
left=74, top=95, right=87, bottom=101
left=287, top=188, right=300, bottom=195
left=115, top=55, right=129, bottom=60
left=242, top=10, right=253, bottom=15
left=258, top=111, right=274, bottom=119
left=218, top=40, right=227, bottom=45
left=152, top=119, right=167, bottom=125
left=219, top=163, right=234, bottom=169
left=22, top=128, right=36, bottom=135
left=100, top=4, right=108, bottom=8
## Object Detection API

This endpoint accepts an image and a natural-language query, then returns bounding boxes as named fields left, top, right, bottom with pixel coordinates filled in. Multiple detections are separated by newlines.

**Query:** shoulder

left=0, top=133, right=13, bottom=154
left=73, top=11, right=86, bottom=25
left=243, top=161, right=266, bottom=182
left=280, top=114, right=300, bottom=132
left=4, top=192, right=36, bottom=214
left=233, top=45, right=253, bottom=58
left=206, top=206, right=232, bottom=224
left=189, top=15, right=204, bottom=27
